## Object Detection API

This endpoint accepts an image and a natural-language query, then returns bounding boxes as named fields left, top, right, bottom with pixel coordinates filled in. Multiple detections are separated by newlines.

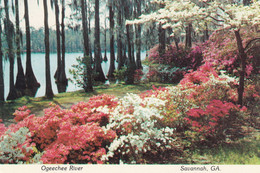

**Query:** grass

left=0, top=82, right=171, bottom=126
left=191, top=134, right=260, bottom=164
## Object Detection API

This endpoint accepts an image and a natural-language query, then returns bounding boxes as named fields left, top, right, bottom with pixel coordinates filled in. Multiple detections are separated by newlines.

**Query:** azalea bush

left=0, top=119, right=7, bottom=138
left=101, top=93, right=185, bottom=164
left=0, top=95, right=118, bottom=164
left=140, top=63, right=257, bottom=146
left=0, top=127, right=42, bottom=164
left=185, top=100, right=248, bottom=144
left=203, top=29, right=260, bottom=77
left=134, top=69, right=144, bottom=83
left=146, top=43, right=203, bottom=83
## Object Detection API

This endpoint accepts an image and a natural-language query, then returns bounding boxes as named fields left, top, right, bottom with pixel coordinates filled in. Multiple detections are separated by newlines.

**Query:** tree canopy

left=127, top=0, right=260, bottom=35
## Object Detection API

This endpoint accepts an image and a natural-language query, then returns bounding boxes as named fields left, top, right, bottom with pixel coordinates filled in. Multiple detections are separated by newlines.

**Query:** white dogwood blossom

left=127, top=0, right=260, bottom=34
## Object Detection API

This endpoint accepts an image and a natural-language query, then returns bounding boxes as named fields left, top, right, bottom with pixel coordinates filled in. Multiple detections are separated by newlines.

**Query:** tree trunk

left=103, top=16, right=108, bottom=62
left=158, top=23, right=166, bottom=56
left=81, top=0, right=93, bottom=92
left=24, top=0, right=40, bottom=91
left=108, top=2, right=115, bottom=80
left=4, top=0, right=17, bottom=100
left=203, top=23, right=209, bottom=42
left=43, top=0, right=54, bottom=99
left=174, top=36, right=180, bottom=51
left=60, top=0, right=67, bottom=85
left=124, top=3, right=135, bottom=84
left=243, top=0, right=251, bottom=5
left=0, top=21, right=4, bottom=102
left=234, top=30, right=246, bottom=106
left=15, top=0, right=26, bottom=97
left=185, top=23, right=192, bottom=49
left=117, top=4, right=123, bottom=70
left=54, top=0, right=62, bottom=82
left=135, top=0, right=142, bottom=69
left=94, top=0, right=106, bottom=82
left=87, top=3, right=93, bottom=64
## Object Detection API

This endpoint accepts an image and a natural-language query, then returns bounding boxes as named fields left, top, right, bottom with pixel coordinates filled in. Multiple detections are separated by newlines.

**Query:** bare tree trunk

left=117, top=3, right=123, bottom=70
left=103, top=15, right=108, bottom=62
left=0, top=21, right=4, bottom=102
left=203, top=23, right=209, bottom=42
left=43, top=0, right=54, bottom=99
left=54, top=0, right=62, bottom=81
left=243, top=0, right=251, bottom=5
left=108, top=2, right=115, bottom=79
left=234, top=30, right=246, bottom=106
left=87, top=2, right=93, bottom=63
left=81, top=0, right=93, bottom=92
left=158, top=23, right=166, bottom=55
left=24, top=0, right=40, bottom=91
left=15, top=0, right=26, bottom=96
left=174, top=36, right=180, bottom=51
left=185, top=23, right=192, bottom=49
left=60, top=0, right=67, bottom=84
left=56, top=0, right=68, bottom=93
left=4, top=0, right=17, bottom=100
left=124, top=2, right=135, bottom=84
left=94, top=0, right=106, bottom=82
left=134, top=0, right=142, bottom=69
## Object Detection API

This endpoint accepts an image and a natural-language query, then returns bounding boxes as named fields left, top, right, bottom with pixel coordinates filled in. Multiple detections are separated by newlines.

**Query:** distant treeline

left=0, top=27, right=111, bottom=53
left=0, top=26, right=158, bottom=54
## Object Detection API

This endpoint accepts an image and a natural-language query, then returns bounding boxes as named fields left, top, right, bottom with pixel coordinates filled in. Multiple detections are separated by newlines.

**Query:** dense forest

left=0, top=0, right=259, bottom=166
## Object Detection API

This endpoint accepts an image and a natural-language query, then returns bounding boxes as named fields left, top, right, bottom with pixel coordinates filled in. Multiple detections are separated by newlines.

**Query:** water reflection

left=3, top=52, right=147, bottom=100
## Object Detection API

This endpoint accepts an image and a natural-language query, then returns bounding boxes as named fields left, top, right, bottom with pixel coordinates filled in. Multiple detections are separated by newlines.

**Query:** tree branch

left=245, top=37, right=260, bottom=53
left=209, top=16, right=224, bottom=22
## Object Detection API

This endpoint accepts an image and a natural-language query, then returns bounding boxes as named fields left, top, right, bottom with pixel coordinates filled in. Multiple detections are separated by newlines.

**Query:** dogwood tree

left=127, top=0, right=260, bottom=105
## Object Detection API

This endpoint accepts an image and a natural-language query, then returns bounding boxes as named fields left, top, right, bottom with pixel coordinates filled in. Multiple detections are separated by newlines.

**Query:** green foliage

left=69, top=56, right=94, bottom=91
left=145, top=44, right=203, bottom=83
left=113, top=66, right=127, bottom=81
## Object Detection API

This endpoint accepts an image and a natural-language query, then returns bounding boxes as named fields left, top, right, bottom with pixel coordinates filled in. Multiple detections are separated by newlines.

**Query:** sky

left=1, top=0, right=108, bottom=32
left=18, top=0, right=62, bottom=30
left=17, top=0, right=106, bottom=31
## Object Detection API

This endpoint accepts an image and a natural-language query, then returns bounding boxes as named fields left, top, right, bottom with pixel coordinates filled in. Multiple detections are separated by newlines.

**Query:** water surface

left=3, top=52, right=147, bottom=99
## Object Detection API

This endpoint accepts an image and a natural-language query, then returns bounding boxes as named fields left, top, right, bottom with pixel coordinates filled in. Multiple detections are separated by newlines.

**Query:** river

left=3, top=52, right=147, bottom=99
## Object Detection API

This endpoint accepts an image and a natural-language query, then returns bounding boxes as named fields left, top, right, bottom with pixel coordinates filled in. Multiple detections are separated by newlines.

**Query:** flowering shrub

left=0, top=94, right=118, bottom=164
left=41, top=122, right=116, bottom=164
left=134, top=69, right=144, bottom=83
left=185, top=100, right=248, bottom=144
left=0, top=127, right=42, bottom=164
left=179, top=63, right=259, bottom=105
left=139, top=65, right=255, bottom=146
left=203, top=29, right=260, bottom=77
left=0, top=119, right=7, bottom=138
left=146, top=43, right=203, bottom=83
left=102, top=93, right=184, bottom=164
left=13, top=106, right=32, bottom=122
